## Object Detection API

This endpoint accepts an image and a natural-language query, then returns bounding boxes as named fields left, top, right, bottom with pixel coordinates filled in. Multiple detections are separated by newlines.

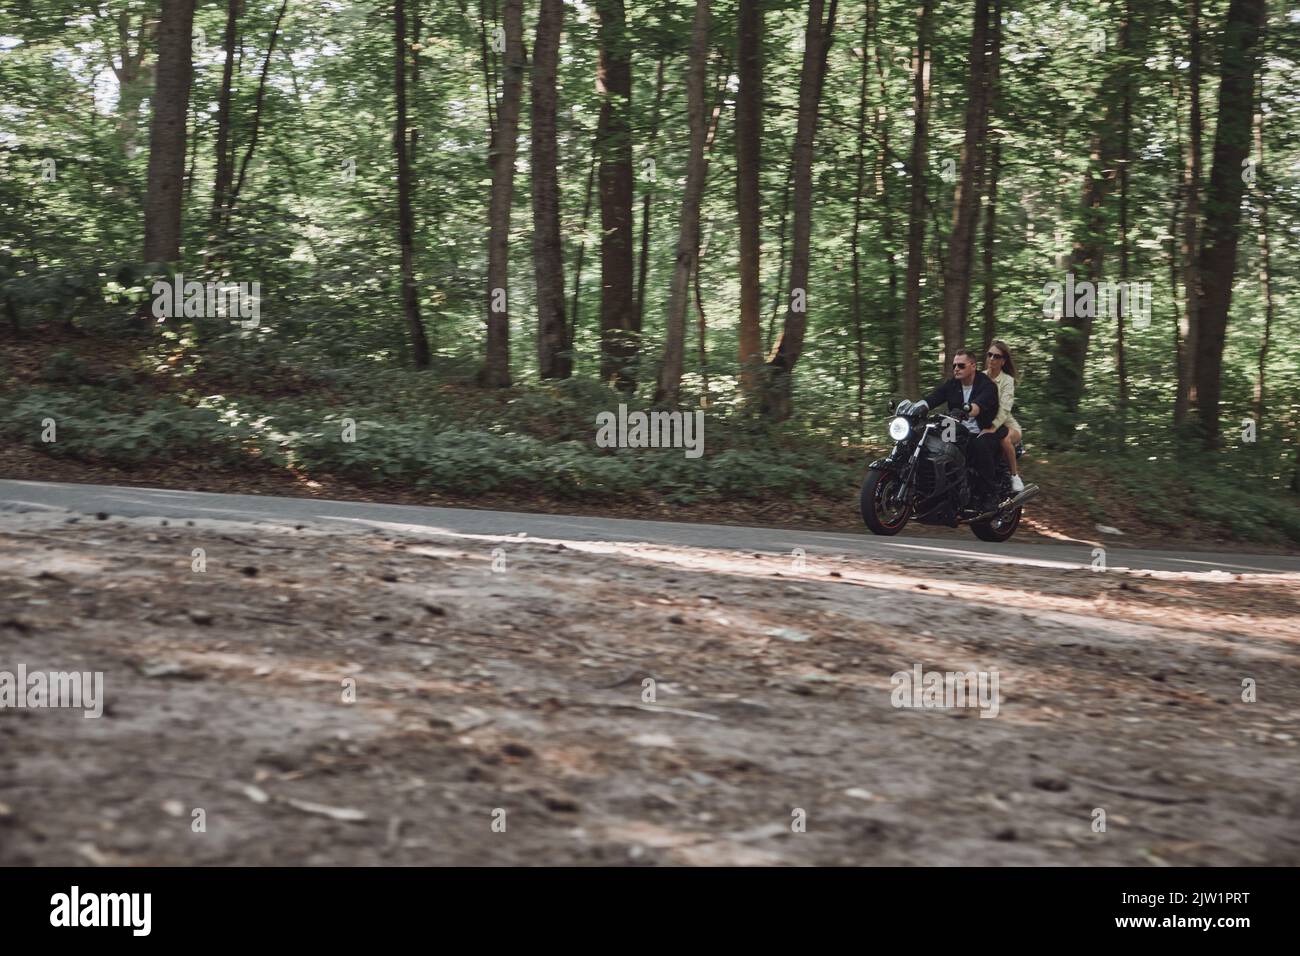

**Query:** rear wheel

left=861, top=469, right=912, bottom=536
left=971, top=505, right=1021, bottom=542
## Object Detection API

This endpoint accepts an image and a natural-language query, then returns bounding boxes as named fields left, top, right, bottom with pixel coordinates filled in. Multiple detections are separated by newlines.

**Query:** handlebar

left=899, top=400, right=973, bottom=422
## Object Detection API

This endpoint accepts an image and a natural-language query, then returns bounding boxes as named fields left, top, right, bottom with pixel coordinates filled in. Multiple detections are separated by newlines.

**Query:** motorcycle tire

left=861, top=469, right=912, bottom=536
left=971, top=505, right=1022, bottom=542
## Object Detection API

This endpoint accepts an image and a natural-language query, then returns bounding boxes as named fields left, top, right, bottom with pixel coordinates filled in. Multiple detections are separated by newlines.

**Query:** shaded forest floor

left=1, top=507, right=1297, bottom=865
left=2, top=322, right=1298, bottom=553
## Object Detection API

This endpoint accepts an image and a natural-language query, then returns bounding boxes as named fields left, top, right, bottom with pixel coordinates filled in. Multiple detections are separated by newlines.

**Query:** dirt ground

left=1, top=507, right=1297, bottom=866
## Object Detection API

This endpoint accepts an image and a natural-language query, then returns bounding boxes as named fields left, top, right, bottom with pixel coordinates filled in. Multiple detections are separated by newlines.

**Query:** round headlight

left=888, top=416, right=911, bottom=441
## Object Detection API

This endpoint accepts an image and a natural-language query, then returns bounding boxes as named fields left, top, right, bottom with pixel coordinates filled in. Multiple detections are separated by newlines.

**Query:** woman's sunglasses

left=987, top=351, right=1005, bottom=360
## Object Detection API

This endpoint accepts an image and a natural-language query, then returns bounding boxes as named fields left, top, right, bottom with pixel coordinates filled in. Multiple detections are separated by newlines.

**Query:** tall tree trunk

left=226, top=0, right=288, bottom=224
left=978, top=149, right=1000, bottom=359
left=394, top=0, right=430, bottom=368
left=763, top=0, right=838, bottom=421
left=688, top=62, right=730, bottom=408
left=939, top=0, right=991, bottom=371
left=735, top=0, right=764, bottom=401
left=1194, top=0, right=1268, bottom=449
left=112, top=11, right=154, bottom=162
left=184, top=97, right=199, bottom=199
left=1175, top=0, right=1204, bottom=427
left=849, top=1, right=872, bottom=435
left=477, top=0, right=497, bottom=132
left=532, top=0, right=570, bottom=379
left=655, top=0, right=710, bottom=406
left=872, top=0, right=899, bottom=397
left=901, top=0, right=933, bottom=398
left=695, top=224, right=711, bottom=405
left=979, top=0, right=1002, bottom=359
left=481, top=0, right=524, bottom=387
left=636, top=54, right=667, bottom=329
left=595, top=0, right=636, bottom=391
left=409, top=5, right=421, bottom=163
left=142, top=0, right=195, bottom=266
left=1251, top=108, right=1273, bottom=431
left=570, top=152, right=598, bottom=355
left=767, top=163, right=793, bottom=351
left=206, top=0, right=240, bottom=264
left=1042, top=8, right=1133, bottom=442
left=1116, top=0, right=1134, bottom=441
left=1168, top=161, right=1183, bottom=418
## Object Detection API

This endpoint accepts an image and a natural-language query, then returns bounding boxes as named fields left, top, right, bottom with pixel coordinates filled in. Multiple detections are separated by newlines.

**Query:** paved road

left=1, top=478, right=1297, bottom=574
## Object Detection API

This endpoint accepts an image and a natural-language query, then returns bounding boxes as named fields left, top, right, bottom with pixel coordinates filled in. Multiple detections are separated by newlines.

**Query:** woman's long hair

left=990, top=340, right=1016, bottom=379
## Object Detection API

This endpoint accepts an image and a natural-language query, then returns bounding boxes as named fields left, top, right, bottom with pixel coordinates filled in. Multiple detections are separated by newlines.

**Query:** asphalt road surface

left=1, top=479, right=1296, bottom=574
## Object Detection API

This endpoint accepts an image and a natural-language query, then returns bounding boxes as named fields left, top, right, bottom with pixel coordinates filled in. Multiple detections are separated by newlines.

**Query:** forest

left=1, top=0, right=1298, bottom=544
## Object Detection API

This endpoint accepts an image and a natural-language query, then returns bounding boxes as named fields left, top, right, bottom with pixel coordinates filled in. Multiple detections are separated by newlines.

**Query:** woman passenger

left=983, top=340, right=1024, bottom=494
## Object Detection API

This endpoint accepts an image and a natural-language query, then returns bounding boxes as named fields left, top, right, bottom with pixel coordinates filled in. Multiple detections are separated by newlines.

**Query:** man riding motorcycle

left=912, top=347, right=1002, bottom=513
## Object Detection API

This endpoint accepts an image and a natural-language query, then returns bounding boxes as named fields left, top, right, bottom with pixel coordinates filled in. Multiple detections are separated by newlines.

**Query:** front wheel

left=971, top=506, right=1022, bottom=542
left=861, top=468, right=912, bottom=535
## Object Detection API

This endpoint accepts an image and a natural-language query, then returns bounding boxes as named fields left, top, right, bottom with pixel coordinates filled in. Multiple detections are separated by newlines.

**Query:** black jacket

left=922, top=371, right=999, bottom=431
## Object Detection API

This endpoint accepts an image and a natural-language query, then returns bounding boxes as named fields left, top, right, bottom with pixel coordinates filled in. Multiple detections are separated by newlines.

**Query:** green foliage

left=252, top=396, right=854, bottom=503
left=1, top=0, right=1298, bottom=544
left=35, top=343, right=138, bottom=391
left=0, top=388, right=255, bottom=466
left=1045, top=449, right=1300, bottom=546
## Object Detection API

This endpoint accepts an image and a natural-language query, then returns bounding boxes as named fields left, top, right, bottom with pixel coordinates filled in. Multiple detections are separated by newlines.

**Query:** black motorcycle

left=860, top=399, right=1040, bottom=542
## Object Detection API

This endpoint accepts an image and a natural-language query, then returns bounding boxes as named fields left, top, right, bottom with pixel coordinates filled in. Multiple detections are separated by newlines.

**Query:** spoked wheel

left=971, top=505, right=1022, bottom=542
left=861, top=469, right=912, bottom=536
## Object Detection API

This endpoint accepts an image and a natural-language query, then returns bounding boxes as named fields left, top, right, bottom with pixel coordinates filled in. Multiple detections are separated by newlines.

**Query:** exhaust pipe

left=969, top=483, right=1040, bottom=523
left=1004, top=483, right=1040, bottom=511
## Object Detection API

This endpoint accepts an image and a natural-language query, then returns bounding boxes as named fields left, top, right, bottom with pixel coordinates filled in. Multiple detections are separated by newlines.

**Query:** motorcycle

left=860, top=399, right=1040, bottom=542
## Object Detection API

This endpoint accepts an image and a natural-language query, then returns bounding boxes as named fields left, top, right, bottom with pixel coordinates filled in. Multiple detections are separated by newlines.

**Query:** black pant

left=967, top=430, right=1003, bottom=497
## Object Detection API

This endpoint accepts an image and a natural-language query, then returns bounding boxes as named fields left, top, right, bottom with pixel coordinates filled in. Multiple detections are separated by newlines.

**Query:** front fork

left=873, top=439, right=921, bottom=507
left=895, top=429, right=931, bottom=505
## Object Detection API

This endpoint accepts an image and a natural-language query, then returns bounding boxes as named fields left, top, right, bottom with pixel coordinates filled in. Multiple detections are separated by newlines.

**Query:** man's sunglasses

left=952, top=362, right=968, bottom=369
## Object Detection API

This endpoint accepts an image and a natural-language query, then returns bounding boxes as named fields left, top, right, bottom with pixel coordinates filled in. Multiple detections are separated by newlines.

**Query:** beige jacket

left=990, top=372, right=1020, bottom=432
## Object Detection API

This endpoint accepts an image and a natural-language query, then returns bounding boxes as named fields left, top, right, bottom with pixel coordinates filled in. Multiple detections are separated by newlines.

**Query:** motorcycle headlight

left=888, top=416, right=911, bottom=441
